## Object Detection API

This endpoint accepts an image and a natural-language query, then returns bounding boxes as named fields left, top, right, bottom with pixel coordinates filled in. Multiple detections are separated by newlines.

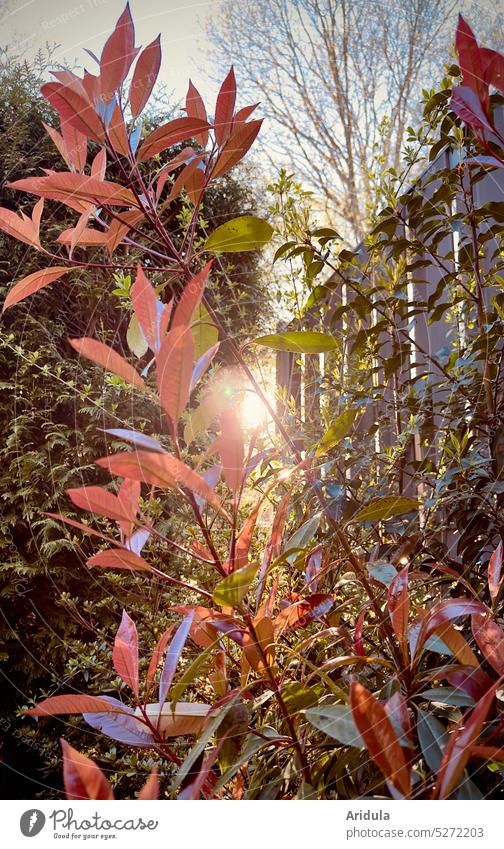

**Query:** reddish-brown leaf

left=137, top=117, right=212, bottom=163
left=455, top=14, right=488, bottom=108
left=67, top=485, right=134, bottom=523
left=41, top=82, right=104, bottom=142
left=274, top=594, right=334, bottom=636
left=107, top=103, right=131, bottom=157
left=186, top=80, right=209, bottom=147
left=138, top=768, right=159, bottom=800
left=472, top=613, right=504, bottom=675
left=350, top=681, right=411, bottom=797
left=113, top=610, right=139, bottom=697
left=156, top=325, right=195, bottom=425
left=132, top=265, right=160, bottom=352
left=96, top=451, right=229, bottom=519
left=211, top=120, right=263, bottom=180
left=243, top=616, right=275, bottom=674
left=62, top=123, right=88, bottom=172
left=56, top=227, right=108, bottom=247
left=234, top=498, right=263, bottom=571
left=0, top=206, right=39, bottom=249
left=8, top=173, right=138, bottom=208
left=488, top=539, right=504, bottom=602
left=172, top=262, right=212, bottom=330
left=414, top=598, right=487, bottom=659
left=388, top=566, right=409, bottom=662
left=217, top=409, right=244, bottom=499
left=87, top=548, right=153, bottom=573
left=166, top=155, right=206, bottom=204
left=69, top=337, right=145, bottom=389
left=446, top=666, right=494, bottom=701
left=106, top=210, right=145, bottom=253
left=61, top=739, right=114, bottom=800
left=25, top=695, right=116, bottom=716
left=146, top=626, right=175, bottom=690
left=100, top=3, right=138, bottom=101
left=214, top=67, right=236, bottom=146
left=434, top=681, right=498, bottom=799
left=130, top=34, right=162, bottom=118
left=3, top=266, right=69, bottom=312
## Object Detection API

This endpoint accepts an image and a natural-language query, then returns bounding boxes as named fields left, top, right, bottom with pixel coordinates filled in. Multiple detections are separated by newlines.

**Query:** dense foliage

left=1, top=7, right=504, bottom=801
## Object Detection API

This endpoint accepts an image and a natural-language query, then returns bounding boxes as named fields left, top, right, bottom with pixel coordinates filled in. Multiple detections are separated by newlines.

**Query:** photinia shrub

left=2, top=7, right=504, bottom=799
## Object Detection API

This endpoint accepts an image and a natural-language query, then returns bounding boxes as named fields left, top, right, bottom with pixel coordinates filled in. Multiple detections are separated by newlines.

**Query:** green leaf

left=416, top=708, right=448, bottom=772
left=305, top=704, right=364, bottom=748
left=283, top=514, right=321, bottom=564
left=281, top=683, right=323, bottom=713
left=126, top=314, right=148, bottom=359
left=173, top=693, right=241, bottom=791
left=351, top=496, right=419, bottom=523
left=212, top=726, right=279, bottom=793
left=170, top=642, right=217, bottom=710
left=367, top=562, right=398, bottom=586
left=316, top=408, right=358, bottom=456
left=420, top=687, right=475, bottom=707
left=191, top=304, right=218, bottom=360
left=213, top=563, right=258, bottom=608
left=253, top=332, right=339, bottom=354
left=204, top=216, right=273, bottom=253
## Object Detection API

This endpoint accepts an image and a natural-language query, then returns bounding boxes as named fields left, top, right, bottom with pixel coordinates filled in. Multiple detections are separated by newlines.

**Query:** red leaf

left=354, top=609, right=366, bottom=656
left=146, top=626, right=175, bottom=690
left=211, top=120, right=262, bottom=180
left=217, top=409, right=244, bottom=499
left=172, top=262, right=212, bottom=330
left=69, top=337, right=145, bottom=389
left=434, top=681, right=498, bottom=799
left=132, top=265, right=161, bottom=352
left=61, top=739, right=114, bottom=800
left=388, top=566, right=409, bottom=662
left=233, top=103, right=260, bottom=126
left=414, top=598, right=487, bottom=659
left=41, top=82, right=104, bottom=142
left=480, top=47, right=504, bottom=95
left=488, top=539, right=504, bottom=602
left=455, top=15, right=488, bottom=108
left=44, top=122, right=87, bottom=172
left=8, top=173, right=138, bottom=209
left=350, top=681, right=411, bottom=797
left=62, top=123, right=88, bottom=172
left=214, top=67, right=236, bottom=146
left=166, top=155, right=206, bottom=204
left=0, top=203, right=42, bottom=249
left=56, top=227, right=108, bottom=247
left=3, top=266, right=69, bottom=312
left=450, top=86, right=494, bottom=137
left=186, top=81, right=209, bottom=147
left=138, top=768, right=159, bottom=800
left=96, top=451, right=230, bottom=519
left=385, top=690, right=412, bottom=746
left=113, top=609, right=139, bottom=697
left=100, top=3, right=138, bottom=101
left=87, top=548, right=153, bottom=573
left=43, top=511, right=118, bottom=546
left=137, top=117, right=213, bottom=163
left=25, top=695, right=116, bottom=716
left=106, top=210, right=145, bottom=253
left=156, top=326, right=195, bottom=425
left=67, top=485, right=134, bottom=523
left=472, top=613, right=504, bottom=675
left=130, top=34, right=162, bottom=118
left=107, top=103, right=131, bottom=157
left=274, top=594, right=334, bottom=636
left=234, top=498, right=262, bottom=571
left=446, top=666, right=494, bottom=701
left=243, top=616, right=275, bottom=673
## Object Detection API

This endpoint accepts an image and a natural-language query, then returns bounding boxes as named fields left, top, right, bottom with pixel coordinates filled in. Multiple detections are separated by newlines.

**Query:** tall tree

left=207, top=0, right=501, bottom=241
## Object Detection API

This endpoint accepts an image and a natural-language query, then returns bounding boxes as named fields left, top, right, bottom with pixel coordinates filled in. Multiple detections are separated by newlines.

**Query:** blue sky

left=2, top=0, right=219, bottom=104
